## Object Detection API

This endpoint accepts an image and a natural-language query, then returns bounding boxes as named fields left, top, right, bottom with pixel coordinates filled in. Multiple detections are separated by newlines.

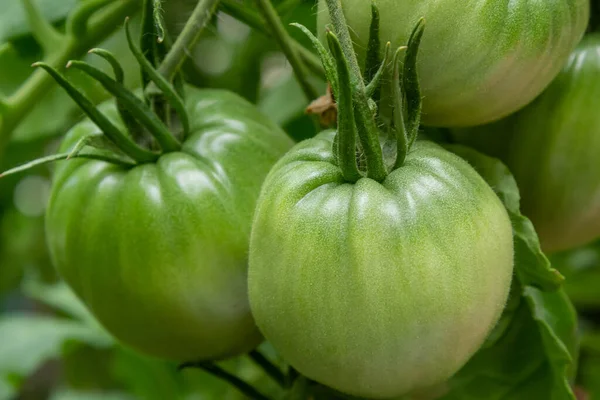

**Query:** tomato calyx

left=0, top=15, right=193, bottom=178
left=300, top=0, right=425, bottom=184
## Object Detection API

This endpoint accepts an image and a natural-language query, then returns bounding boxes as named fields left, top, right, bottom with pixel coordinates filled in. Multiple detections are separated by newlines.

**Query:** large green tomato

left=454, top=34, right=600, bottom=254
left=46, top=88, right=293, bottom=361
left=248, top=131, right=514, bottom=399
left=317, top=0, right=589, bottom=127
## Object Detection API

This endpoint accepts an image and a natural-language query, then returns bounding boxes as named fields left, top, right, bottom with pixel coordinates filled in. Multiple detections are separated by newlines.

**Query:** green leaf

left=0, top=313, right=113, bottom=397
left=440, top=144, right=577, bottom=400
left=22, top=279, right=107, bottom=331
left=0, top=0, right=76, bottom=44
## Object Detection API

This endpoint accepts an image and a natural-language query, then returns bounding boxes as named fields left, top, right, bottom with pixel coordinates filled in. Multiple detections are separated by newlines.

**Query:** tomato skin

left=317, top=0, right=589, bottom=127
left=248, top=131, right=514, bottom=399
left=45, top=88, right=293, bottom=361
left=454, top=34, right=600, bottom=254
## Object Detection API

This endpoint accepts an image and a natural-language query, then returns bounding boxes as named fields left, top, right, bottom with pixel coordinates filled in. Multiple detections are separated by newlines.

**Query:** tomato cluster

left=17, top=0, right=598, bottom=399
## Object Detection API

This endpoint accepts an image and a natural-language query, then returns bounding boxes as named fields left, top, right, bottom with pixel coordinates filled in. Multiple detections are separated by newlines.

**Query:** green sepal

left=67, top=132, right=124, bottom=160
left=125, top=18, right=190, bottom=138
left=364, top=42, right=391, bottom=98
left=21, top=0, right=65, bottom=54
left=66, top=60, right=181, bottom=152
left=33, top=62, right=158, bottom=164
left=327, top=32, right=361, bottom=182
left=391, top=46, right=408, bottom=169
left=403, top=18, right=424, bottom=148
left=0, top=151, right=135, bottom=178
left=364, top=0, right=380, bottom=83
left=153, top=0, right=167, bottom=43
left=88, top=48, right=146, bottom=140
left=291, top=23, right=339, bottom=98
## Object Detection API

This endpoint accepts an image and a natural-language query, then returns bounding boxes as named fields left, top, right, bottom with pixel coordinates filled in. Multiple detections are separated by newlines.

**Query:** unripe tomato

left=46, top=88, right=293, bottom=361
left=454, top=34, right=600, bottom=254
left=317, top=0, right=589, bottom=127
left=249, top=132, right=514, bottom=399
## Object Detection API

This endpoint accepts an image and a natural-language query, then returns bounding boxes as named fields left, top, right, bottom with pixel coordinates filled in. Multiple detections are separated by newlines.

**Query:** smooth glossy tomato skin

left=454, top=34, right=600, bottom=254
left=317, top=0, right=589, bottom=127
left=46, top=88, right=293, bottom=361
left=248, top=131, right=514, bottom=399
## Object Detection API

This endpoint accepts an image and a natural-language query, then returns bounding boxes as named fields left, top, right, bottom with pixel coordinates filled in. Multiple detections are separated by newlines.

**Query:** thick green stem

left=323, top=0, right=362, bottom=84
left=324, top=0, right=386, bottom=181
left=0, top=0, right=140, bottom=162
left=0, top=151, right=135, bottom=178
left=327, top=32, right=361, bottom=182
left=157, top=0, right=221, bottom=81
left=248, top=350, right=286, bottom=388
left=219, top=0, right=324, bottom=78
left=125, top=19, right=190, bottom=137
left=21, top=0, right=65, bottom=53
left=255, top=0, right=319, bottom=101
left=67, top=0, right=115, bottom=37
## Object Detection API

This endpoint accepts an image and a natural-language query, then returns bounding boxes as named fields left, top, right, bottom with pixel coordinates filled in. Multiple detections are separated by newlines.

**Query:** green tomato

left=248, top=131, right=514, bottom=399
left=46, top=88, right=293, bottom=361
left=317, top=0, right=589, bottom=127
left=454, top=34, right=600, bottom=254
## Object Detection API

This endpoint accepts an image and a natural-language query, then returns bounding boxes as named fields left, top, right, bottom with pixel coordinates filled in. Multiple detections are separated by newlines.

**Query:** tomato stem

left=219, top=0, right=324, bottom=78
left=179, top=362, right=271, bottom=400
left=66, top=0, right=115, bottom=38
left=324, top=0, right=387, bottom=181
left=156, top=0, right=221, bottom=82
left=255, top=0, right=320, bottom=101
left=21, top=0, right=65, bottom=54
left=248, top=350, right=287, bottom=388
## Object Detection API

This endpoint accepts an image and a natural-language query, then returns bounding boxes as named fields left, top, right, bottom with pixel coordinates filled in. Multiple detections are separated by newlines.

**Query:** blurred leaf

left=62, top=346, right=120, bottom=391
left=259, top=75, right=307, bottom=126
left=1, top=17, right=143, bottom=146
left=0, top=209, right=53, bottom=296
left=23, top=279, right=104, bottom=330
left=49, top=388, right=135, bottom=400
left=111, top=349, right=186, bottom=400
left=551, top=242, right=600, bottom=310
left=578, top=354, right=600, bottom=399
left=0, top=313, right=113, bottom=398
left=0, top=0, right=76, bottom=44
